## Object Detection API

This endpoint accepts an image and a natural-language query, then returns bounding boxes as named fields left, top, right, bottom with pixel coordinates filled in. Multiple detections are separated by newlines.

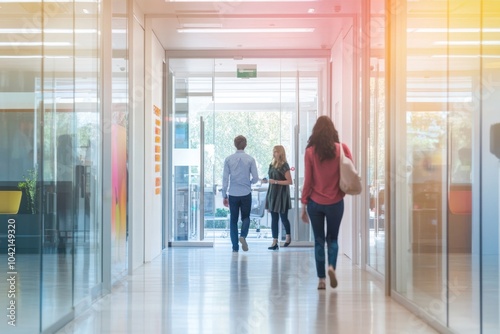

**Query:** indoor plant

left=18, top=168, right=38, bottom=214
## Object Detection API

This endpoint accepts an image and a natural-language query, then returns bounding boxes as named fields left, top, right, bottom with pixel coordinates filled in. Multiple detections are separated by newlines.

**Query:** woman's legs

left=268, top=211, right=279, bottom=248
left=307, top=200, right=327, bottom=278
left=279, top=211, right=291, bottom=235
left=270, top=211, right=279, bottom=239
left=324, top=200, right=344, bottom=269
left=279, top=211, right=291, bottom=244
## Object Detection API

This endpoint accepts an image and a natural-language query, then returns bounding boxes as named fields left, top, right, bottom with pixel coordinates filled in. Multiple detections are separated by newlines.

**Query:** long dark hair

left=306, top=115, right=339, bottom=162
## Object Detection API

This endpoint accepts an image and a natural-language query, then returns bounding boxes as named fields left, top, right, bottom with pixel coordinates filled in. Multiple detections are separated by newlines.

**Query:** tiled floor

left=56, top=241, right=439, bottom=334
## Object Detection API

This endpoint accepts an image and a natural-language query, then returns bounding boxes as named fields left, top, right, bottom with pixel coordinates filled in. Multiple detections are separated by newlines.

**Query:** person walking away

left=300, top=115, right=354, bottom=290
left=221, top=135, right=260, bottom=252
left=265, top=145, right=292, bottom=250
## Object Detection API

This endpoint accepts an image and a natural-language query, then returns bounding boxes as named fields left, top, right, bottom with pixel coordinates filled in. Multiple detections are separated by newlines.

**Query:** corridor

left=56, top=243, right=438, bottom=334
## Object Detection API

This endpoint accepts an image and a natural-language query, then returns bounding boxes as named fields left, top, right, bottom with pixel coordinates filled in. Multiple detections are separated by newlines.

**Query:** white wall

left=143, top=21, right=165, bottom=262
left=127, top=0, right=165, bottom=272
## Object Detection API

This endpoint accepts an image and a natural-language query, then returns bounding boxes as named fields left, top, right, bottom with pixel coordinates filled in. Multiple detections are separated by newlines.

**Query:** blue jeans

left=270, top=211, right=291, bottom=239
left=307, top=199, right=344, bottom=278
left=228, top=193, right=252, bottom=251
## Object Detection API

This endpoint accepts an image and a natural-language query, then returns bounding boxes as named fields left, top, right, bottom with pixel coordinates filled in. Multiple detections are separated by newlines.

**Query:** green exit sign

left=237, top=64, right=257, bottom=78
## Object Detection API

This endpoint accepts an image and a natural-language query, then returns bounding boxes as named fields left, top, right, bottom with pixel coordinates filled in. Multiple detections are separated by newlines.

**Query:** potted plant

left=18, top=168, right=38, bottom=214
left=14, top=168, right=41, bottom=253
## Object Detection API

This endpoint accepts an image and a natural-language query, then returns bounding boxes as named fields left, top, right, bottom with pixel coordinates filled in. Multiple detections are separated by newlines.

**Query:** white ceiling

left=140, top=0, right=361, bottom=52
left=136, top=0, right=363, bottom=74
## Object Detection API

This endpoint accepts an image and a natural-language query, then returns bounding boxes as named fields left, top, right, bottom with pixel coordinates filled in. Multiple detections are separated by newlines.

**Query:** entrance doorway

left=167, top=57, right=328, bottom=247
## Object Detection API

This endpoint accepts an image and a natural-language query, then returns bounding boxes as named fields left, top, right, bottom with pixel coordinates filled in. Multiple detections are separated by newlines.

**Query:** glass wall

left=367, top=0, right=386, bottom=275
left=0, top=2, right=102, bottom=333
left=481, top=2, right=500, bottom=331
left=168, top=58, right=326, bottom=246
left=111, top=0, right=129, bottom=285
left=391, top=0, right=491, bottom=332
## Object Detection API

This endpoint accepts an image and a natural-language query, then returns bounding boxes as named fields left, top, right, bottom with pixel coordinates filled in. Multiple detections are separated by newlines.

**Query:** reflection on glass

left=394, top=0, right=482, bottom=332
left=481, top=9, right=500, bottom=334
left=0, top=2, right=103, bottom=332
left=40, top=1, right=76, bottom=329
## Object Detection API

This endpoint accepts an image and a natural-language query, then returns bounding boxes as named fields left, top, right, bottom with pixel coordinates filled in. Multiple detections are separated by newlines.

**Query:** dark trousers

left=307, top=199, right=344, bottom=278
left=228, top=193, right=252, bottom=251
left=270, top=211, right=291, bottom=239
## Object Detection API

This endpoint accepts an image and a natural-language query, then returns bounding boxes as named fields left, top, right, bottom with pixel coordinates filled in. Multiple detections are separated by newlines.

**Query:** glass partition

left=168, top=58, right=327, bottom=247
left=447, top=2, right=480, bottom=332
left=0, top=4, right=43, bottom=333
left=392, top=0, right=483, bottom=332
left=481, top=2, right=500, bottom=332
left=367, top=0, right=386, bottom=275
left=393, top=3, right=449, bottom=326
left=0, top=2, right=103, bottom=333
left=110, top=12, right=129, bottom=284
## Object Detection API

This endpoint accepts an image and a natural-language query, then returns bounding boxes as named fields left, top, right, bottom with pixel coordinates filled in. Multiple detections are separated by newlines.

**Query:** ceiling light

left=308, top=8, right=315, bottom=14
left=409, top=28, right=500, bottom=33
left=434, top=41, right=500, bottom=46
left=0, top=55, right=71, bottom=59
left=0, top=42, right=71, bottom=46
left=177, top=28, right=314, bottom=33
left=181, top=23, right=222, bottom=28
left=0, top=28, right=97, bottom=34
left=431, top=55, right=500, bottom=58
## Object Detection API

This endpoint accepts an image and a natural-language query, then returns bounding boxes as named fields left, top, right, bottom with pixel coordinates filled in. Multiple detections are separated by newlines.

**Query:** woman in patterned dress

left=265, top=145, right=293, bottom=250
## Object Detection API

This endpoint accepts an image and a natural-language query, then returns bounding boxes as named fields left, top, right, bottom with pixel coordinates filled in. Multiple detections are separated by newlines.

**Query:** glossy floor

left=56, top=241, right=438, bottom=334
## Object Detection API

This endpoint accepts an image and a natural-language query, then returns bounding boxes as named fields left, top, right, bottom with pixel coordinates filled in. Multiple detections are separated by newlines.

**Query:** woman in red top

left=300, top=115, right=353, bottom=290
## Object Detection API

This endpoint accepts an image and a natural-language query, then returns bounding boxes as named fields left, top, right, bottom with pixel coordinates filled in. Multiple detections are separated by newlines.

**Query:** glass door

left=171, top=72, right=215, bottom=244
left=168, top=57, right=327, bottom=247
left=295, top=72, right=322, bottom=245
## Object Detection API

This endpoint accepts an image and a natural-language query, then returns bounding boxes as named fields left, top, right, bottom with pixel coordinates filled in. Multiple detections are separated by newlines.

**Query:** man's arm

left=250, top=158, right=259, bottom=184
left=221, top=158, right=229, bottom=199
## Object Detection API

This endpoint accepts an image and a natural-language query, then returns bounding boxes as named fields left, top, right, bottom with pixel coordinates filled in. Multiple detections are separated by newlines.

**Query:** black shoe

left=283, top=241, right=291, bottom=247
left=268, top=243, right=279, bottom=250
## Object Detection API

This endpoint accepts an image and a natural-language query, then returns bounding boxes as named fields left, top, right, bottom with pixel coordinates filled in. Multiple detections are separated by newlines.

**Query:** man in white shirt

left=221, top=135, right=260, bottom=252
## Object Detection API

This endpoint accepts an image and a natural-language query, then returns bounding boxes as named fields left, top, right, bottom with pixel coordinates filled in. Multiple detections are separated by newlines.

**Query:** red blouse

left=301, top=142, right=353, bottom=205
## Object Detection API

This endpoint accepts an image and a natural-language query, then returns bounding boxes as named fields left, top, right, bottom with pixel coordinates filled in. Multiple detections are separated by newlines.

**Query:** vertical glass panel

left=41, top=1, right=76, bottom=330
left=394, top=0, right=448, bottom=325
left=296, top=70, right=323, bottom=244
left=0, top=3, right=43, bottom=332
left=73, top=0, right=102, bottom=307
left=481, top=1, right=500, bottom=332
left=394, top=1, right=484, bottom=331
left=0, top=2, right=102, bottom=332
left=367, top=0, right=386, bottom=275
left=171, top=74, right=205, bottom=242
left=447, top=1, right=480, bottom=332
left=111, top=13, right=128, bottom=281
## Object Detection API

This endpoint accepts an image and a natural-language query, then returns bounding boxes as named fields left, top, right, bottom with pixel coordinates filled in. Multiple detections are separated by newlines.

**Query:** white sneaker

left=239, top=237, right=248, bottom=251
